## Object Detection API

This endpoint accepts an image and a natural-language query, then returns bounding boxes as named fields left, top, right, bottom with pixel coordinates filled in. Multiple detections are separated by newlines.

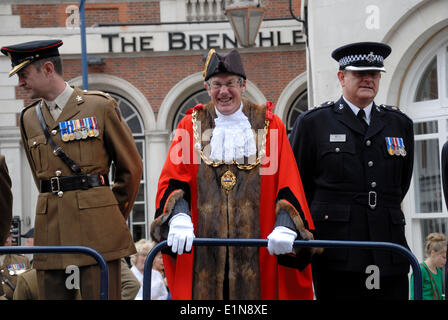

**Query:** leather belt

left=313, top=190, right=402, bottom=209
left=40, top=174, right=109, bottom=194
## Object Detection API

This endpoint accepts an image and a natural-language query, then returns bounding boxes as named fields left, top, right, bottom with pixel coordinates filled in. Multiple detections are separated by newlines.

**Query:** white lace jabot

left=210, top=103, right=257, bottom=163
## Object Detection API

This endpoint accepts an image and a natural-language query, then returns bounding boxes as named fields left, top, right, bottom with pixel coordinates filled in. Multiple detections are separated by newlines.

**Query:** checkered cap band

left=339, top=53, right=384, bottom=67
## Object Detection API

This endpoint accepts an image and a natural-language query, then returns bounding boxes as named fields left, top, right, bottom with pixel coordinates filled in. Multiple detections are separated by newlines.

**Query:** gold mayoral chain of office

left=192, top=109, right=269, bottom=171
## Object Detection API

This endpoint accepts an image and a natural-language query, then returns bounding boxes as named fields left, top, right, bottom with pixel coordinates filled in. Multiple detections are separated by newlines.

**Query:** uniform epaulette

left=301, top=101, right=334, bottom=118
left=379, top=104, right=412, bottom=121
left=83, top=90, right=112, bottom=99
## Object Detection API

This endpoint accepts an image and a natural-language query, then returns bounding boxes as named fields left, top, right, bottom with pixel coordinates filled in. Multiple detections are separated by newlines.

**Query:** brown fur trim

left=275, top=199, right=324, bottom=256
left=150, top=189, right=185, bottom=242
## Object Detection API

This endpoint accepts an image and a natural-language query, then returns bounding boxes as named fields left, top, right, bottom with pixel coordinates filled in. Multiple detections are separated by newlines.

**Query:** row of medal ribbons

left=385, top=137, right=407, bottom=156
left=58, top=117, right=99, bottom=142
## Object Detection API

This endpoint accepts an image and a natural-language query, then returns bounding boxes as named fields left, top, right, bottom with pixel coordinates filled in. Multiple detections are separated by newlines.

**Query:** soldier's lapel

left=333, top=98, right=365, bottom=135
left=51, top=88, right=83, bottom=129
left=365, top=103, right=386, bottom=139
left=40, top=99, right=57, bottom=130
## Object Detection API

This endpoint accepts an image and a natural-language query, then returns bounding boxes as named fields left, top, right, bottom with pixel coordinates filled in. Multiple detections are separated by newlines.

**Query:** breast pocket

left=382, top=145, right=404, bottom=184
left=28, top=135, right=49, bottom=173
left=63, top=136, right=101, bottom=166
left=318, top=142, right=356, bottom=182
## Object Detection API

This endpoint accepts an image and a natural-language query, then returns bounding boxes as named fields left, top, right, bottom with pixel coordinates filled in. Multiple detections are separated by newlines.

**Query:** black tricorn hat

left=331, top=41, right=391, bottom=72
left=1, top=39, right=63, bottom=77
left=203, top=49, right=246, bottom=81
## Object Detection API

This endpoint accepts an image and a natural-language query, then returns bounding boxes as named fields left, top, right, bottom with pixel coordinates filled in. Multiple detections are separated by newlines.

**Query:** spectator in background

left=411, top=233, right=446, bottom=300
left=130, top=239, right=168, bottom=300
left=0, top=234, right=30, bottom=300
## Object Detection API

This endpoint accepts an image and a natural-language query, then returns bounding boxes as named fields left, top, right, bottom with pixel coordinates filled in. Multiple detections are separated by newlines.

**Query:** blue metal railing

left=143, top=238, right=422, bottom=300
left=0, top=245, right=109, bottom=300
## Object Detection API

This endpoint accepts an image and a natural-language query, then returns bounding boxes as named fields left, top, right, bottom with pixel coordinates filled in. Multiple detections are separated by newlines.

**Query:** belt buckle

left=50, top=177, right=60, bottom=193
left=368, top=191, right=377, bottom=209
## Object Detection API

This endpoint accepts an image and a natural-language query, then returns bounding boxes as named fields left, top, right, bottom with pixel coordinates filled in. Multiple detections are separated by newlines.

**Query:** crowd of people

left=0, top=37, right=446, bottom=300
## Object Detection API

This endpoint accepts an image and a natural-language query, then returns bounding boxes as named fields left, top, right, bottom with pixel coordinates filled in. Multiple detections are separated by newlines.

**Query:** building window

left=415, top=56, right=438, bottom=101
left=172, top=89, right=210, bottom=131
left=108, top=92, right=147, bottom=242
left=286, top=91, right=308, bottom=136
left=407, top=41, right=448, bottom=259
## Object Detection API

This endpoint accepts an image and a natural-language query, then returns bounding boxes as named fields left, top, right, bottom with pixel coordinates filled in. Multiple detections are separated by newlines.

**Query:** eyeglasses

left=208, top=79, right=242, bottom=90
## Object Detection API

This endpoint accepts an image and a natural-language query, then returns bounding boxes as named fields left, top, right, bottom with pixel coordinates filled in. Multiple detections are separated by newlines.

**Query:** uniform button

left=51, top=129, right=57, bottom=136
left=371, top=182, right=377, bottom=188
left=366, top=140, right=371, bottom=146
left=55, top=170, right=62, bottom=176
left=33, top=141, right=37, bottom=146
left=58, top=191, right=64, bottom=198
left=368, top=161, right=374, bottom=167
left=335, top=148, right=340, bottom=152
left=324, top=215, right=329, bottom=220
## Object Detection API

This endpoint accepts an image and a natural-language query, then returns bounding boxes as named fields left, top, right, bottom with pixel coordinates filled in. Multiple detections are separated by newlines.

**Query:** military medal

left=87, top=117, right=95, bottom=137
left=7, top=263, right=27, bottom=275
left=221, top=170, right=236, bottom=193
left=67, top=120, right=75, bottom=141
left=91, top=116, right=99, bottom=137
left=80, top=118, right=88, bottom=139
left=74, top=119, right=82, bottom=140
left=59, top=121, right=69, bottom=142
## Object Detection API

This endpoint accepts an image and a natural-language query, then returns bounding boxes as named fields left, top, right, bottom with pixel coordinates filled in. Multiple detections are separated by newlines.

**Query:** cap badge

left=366, top=52, right=375, bottom=63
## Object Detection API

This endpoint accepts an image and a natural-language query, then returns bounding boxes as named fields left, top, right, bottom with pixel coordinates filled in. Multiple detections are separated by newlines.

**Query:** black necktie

left=357, top=109, right=369, bottom=132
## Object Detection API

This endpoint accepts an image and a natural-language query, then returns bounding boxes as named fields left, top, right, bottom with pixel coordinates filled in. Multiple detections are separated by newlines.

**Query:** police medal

left=386, top=137, right=394, bottom=156
left=398, top=137, right=407, bottom=156
left=393, top=138, right=400, bottom=156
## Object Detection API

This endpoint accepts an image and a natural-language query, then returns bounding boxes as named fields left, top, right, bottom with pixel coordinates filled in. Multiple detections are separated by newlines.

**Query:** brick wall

left=263, top=0, right=301, bottom=19
left=12, top=1, right=160, bottom=28
left=16, top=50, right=305, bottom=115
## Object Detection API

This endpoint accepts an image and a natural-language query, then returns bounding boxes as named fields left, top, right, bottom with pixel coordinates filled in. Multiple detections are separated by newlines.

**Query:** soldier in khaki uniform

left=1, top=40, right=142, bottom=299
left=1, top=235, right=31, bottom=300
left=0, top=154, right=12, bottom=248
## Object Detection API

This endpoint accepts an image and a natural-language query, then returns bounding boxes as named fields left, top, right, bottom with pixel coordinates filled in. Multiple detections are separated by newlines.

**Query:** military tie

left=48, top=103, right=61, bottom=120
left=357, top=109, right=369, bottom=132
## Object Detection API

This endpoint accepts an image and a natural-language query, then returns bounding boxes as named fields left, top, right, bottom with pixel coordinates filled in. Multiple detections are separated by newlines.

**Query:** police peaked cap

left=1, top=39, right=63, bottom=77
left=203, top=49, right=246, bottom=81
left=331, top=42, right=391, bottom=72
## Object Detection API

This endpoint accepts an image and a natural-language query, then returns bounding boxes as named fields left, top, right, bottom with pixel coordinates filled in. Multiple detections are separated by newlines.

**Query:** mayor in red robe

left=150, top=49, right=319, bottom=300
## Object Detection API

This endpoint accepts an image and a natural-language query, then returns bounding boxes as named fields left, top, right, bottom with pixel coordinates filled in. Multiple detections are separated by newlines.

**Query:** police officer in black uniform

left=441, top=141, right=448, bottom=299
left=289, top=42, right=414, bottom=300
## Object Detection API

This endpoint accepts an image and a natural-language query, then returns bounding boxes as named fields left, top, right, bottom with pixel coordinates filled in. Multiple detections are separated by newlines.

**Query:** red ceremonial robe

left=151, top=100, right=315, bottom=299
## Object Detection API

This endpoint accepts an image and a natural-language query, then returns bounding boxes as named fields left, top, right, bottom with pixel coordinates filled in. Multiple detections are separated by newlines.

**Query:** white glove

left=267, top=226, right=297, bottom=255
left=167, top=213, right=195, bottom=255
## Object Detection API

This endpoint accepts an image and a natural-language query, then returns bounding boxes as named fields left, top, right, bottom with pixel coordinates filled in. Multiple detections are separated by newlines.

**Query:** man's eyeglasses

left=208, top=79, right=242, bottom=90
